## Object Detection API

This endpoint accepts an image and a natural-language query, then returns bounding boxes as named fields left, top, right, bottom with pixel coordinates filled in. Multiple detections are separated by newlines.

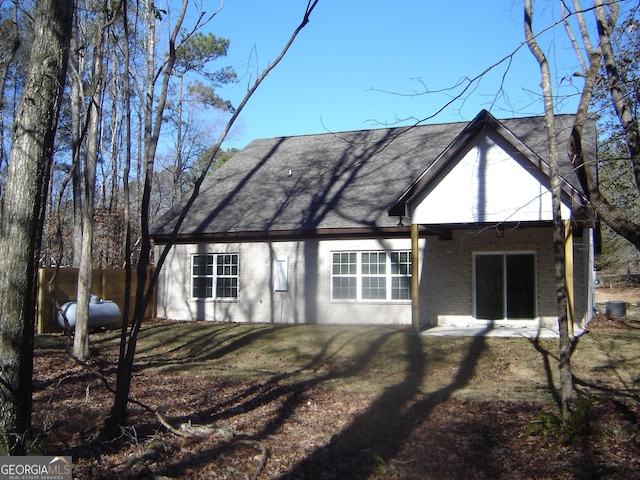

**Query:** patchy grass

left=32, top=318, right=640, bottom=479
left=37, top=317, right=640, bottom=401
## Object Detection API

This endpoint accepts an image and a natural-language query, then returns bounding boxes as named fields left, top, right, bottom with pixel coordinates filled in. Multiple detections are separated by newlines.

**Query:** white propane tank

left=57, top=295, right=121, bottom=329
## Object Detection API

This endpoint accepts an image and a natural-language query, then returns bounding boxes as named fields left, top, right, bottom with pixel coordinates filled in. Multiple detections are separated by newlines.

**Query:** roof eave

left=151, top=225, right=413, bottom=244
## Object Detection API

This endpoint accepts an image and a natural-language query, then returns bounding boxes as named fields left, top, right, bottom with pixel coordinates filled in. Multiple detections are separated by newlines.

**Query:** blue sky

left=194, top=1, right=588, bottom=149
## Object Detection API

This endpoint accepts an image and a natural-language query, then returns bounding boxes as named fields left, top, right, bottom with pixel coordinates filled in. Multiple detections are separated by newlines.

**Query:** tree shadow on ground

left=527, top=335, right=563, bottom=408
left=278, top=328, right=493, bottom=479
left=152, top=325, right=494, bottom=479
left=529, top=325, right=640, bottom=406
left=131, top=323, right=292, bottom=369
left=572, top=334, right=640, bottom=403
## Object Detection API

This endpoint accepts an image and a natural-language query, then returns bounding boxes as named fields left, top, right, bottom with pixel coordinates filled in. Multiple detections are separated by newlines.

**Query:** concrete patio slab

left=421, top=325, right=584, bottom=338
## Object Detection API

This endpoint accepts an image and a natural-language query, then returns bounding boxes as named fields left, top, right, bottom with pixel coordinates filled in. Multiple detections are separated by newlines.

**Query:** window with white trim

left=192, top=254, right=239, bottom=299
left=331, top=251, right=412, bottom=301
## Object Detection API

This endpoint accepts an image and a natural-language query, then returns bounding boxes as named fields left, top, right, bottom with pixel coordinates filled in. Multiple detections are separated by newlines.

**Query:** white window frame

left=331, top=250, right=412, bottom=302
left=191, top=253, right=239, bottom=300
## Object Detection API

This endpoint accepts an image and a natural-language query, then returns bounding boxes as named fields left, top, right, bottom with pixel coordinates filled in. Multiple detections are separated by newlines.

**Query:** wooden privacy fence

left=37, top=267, right=155, bottom=334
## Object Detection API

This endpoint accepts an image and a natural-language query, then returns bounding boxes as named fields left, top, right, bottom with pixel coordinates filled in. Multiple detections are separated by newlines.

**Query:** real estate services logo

left=0, top=456, right=71, bottom=480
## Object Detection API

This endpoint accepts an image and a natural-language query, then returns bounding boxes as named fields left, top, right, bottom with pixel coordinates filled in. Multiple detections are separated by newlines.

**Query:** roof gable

left=388, top=110, right=587, bottom=221
left=410, top=133, right=570, bottom=223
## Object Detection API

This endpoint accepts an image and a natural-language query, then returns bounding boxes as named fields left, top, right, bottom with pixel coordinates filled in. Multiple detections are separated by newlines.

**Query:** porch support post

left=411, top=223, right=420, bottom=332
left=564, top=220, right=575, bottom=336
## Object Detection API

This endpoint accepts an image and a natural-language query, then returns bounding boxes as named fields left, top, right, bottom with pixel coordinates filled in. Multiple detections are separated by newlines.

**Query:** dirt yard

left=30, top=312, right=640, bottom=480
left=596, top=283, right=640, bottom=302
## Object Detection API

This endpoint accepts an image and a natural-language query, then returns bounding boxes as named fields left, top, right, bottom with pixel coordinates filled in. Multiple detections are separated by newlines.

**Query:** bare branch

left=177, top=0, right=225, bottom=48
left=562, top=0, right=589, bottom=74
left=572, top=0, right=595, bottom=53
left=370, top=2, right=600, bottom=128
left=106, top=0, right=321, bottom=434
left=595, top=0, right=640, bottom=189
left=567, top=0, right=640, bottom=250
left=150, top=0, right=321, bottom=294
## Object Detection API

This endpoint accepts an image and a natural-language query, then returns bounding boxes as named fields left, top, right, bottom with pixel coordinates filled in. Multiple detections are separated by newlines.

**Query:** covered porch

left=407, top=221, right=592, bottom=336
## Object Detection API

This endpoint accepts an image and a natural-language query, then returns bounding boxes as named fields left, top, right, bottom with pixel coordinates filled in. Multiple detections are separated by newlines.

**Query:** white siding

left=409, top=135, right=571, bottom=224
left=155, top=237, right=421, bottom=325
left=155, top=226, right=593, bottom=328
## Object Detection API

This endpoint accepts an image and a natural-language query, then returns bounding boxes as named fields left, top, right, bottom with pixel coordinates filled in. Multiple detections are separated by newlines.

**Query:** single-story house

left=150, top=110, right=597, bottom=331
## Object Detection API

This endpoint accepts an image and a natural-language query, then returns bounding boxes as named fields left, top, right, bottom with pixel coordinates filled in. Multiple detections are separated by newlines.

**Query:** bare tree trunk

left=0, top=0, right=72, bottom=455
left=105, top=0, right=320, bottom=435
left=595, top=2, right=640, bottom=186
left=174, top=73, right=185, bottom=204
left=525, top=0, right=576, bottom=420
left=0, top=0, right=21, bottom=176
left=120, top=0, right=133, bottom=362
left=70, top=12, right=85, bottom=267
left=107, top=60, right=121, bottom=212
left=73, top=4, right=109, bottom=360
left=106, top=0, right=188, bottom=434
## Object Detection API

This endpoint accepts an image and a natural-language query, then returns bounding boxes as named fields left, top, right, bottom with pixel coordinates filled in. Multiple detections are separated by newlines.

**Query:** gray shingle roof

left=151, top=110, right=594, bottom=240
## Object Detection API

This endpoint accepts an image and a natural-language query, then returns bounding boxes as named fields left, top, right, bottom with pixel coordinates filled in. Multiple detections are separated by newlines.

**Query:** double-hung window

left=332, top=251, right=411, bottom=301
left=390, top=251, right=412, bottom=299
left=332, top=252, right=357, bottom=300
left=362, top=252, right=387, bottom=299
left=192, top=254, right=239, bottom=300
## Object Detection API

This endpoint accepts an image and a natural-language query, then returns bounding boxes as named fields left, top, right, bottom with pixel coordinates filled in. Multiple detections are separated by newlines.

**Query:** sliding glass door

left=475, top=253, right=536, bottom=320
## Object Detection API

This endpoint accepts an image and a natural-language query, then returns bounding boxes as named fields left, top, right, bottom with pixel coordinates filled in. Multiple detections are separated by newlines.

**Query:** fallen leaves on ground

left=31, top=318, right=640, bottom=479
